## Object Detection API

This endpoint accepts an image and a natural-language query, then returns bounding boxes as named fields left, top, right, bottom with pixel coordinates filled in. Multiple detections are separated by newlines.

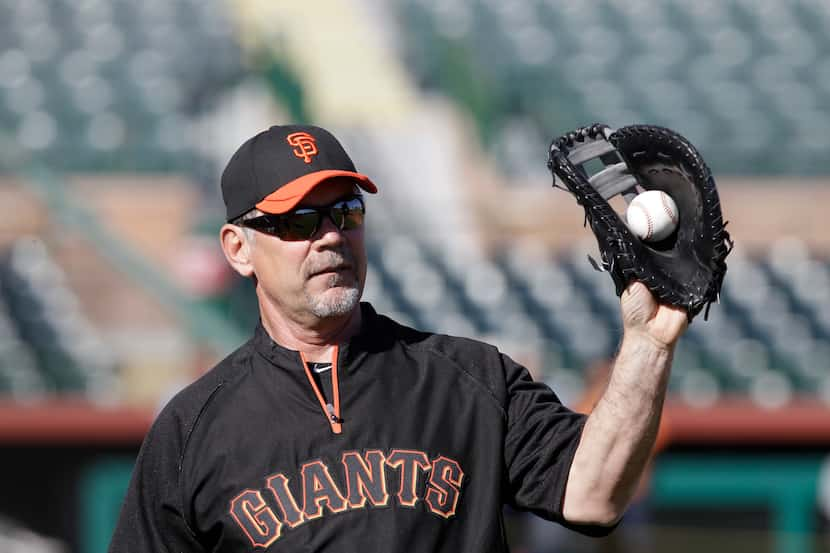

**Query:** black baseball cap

left=221, top=124, right=378, bottom=221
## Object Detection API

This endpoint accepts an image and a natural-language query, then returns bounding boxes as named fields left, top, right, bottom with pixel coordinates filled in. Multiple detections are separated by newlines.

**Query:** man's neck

left=259, top=304, right=362, bottom=363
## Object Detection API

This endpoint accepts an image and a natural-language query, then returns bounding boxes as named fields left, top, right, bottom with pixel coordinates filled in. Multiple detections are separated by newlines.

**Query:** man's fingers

left=622, top=281, right=650, bottom=300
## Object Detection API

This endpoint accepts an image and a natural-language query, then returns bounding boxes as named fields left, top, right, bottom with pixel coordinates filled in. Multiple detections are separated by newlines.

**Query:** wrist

left=621, top=328, right=677, bottom=355
left=614, top=332, right=675, bottom=388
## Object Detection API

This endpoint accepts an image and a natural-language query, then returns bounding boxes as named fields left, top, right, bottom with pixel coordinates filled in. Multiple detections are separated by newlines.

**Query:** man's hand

left=620, top=281, right=688, bottom=349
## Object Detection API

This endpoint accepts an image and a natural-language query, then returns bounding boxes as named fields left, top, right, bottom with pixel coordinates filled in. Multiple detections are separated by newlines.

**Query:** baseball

left=626, top=190, right=679, bottom=242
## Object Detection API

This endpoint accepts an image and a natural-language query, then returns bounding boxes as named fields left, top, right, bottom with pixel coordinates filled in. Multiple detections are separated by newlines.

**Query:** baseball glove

left=546, top=123, right=732, bottom=321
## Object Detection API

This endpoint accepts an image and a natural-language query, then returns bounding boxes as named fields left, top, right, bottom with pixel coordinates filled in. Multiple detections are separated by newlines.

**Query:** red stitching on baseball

left=631, top=204, right=652, bottom=240
left=660, top=193, right=678, bottom=224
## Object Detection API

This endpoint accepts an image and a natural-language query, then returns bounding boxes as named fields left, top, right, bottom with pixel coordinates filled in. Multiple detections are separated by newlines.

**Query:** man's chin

left=307, top=287, right=361, bottom=318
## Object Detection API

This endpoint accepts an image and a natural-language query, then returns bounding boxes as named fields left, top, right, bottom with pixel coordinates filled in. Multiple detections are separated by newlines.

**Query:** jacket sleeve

left=108, top=406, right=206, bottom=553
left=501, top=354, right=615, bottom=536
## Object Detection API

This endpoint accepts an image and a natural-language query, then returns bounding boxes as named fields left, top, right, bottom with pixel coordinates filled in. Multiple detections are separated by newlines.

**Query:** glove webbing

left=553, top=128, right=639, bottom=202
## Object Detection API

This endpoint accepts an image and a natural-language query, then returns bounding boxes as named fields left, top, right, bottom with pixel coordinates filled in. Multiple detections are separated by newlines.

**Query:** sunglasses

left=239, top=195, right=366, bottom=241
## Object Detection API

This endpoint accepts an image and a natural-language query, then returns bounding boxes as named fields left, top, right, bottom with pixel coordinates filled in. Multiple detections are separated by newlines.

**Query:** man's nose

left=314, top=214, right=345, bottom=243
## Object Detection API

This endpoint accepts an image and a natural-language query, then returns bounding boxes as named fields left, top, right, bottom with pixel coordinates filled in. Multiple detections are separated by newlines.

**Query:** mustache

left=304, top=250, right=355, bottom=278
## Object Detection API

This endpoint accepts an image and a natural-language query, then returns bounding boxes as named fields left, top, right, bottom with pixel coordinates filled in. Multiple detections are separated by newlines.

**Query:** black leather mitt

left=547, top=124, right=733, bottom=321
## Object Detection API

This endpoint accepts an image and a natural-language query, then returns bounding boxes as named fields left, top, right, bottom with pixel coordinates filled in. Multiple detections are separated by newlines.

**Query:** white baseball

left=625, top=190, right=679, bottom=242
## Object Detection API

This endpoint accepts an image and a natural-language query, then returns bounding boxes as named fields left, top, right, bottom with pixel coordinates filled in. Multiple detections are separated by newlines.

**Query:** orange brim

left=255, top=170, right=378, bottom=214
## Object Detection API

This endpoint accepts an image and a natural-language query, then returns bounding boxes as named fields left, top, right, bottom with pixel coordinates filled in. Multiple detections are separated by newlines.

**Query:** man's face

left=248, top=178, right=368, bottom=323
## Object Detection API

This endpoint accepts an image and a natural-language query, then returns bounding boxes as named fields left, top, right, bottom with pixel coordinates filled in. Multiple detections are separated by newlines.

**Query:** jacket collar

left=252, top=303, right=380, bottom=370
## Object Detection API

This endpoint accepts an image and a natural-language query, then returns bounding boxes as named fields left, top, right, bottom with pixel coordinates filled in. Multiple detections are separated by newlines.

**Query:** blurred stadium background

left=1, top=0, right=829, bottom=551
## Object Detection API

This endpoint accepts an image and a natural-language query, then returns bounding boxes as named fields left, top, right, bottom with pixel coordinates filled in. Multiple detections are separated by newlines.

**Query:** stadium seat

left=0, top=238, right=116, bottom=395
left=0, top=0, right=245, bottom=173
left=393, top=0, right=830, bottom=175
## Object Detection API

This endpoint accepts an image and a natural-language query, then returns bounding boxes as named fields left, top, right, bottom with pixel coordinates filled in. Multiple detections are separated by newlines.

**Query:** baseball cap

left=221, top=124, right=378, bottom=221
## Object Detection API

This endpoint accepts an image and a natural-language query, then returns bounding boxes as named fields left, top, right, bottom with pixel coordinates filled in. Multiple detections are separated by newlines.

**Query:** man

left=109, top=125, right=687, bottom=552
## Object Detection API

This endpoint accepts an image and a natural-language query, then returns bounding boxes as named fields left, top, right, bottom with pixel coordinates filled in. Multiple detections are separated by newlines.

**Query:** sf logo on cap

left=286, top=132, right=318, bottom=164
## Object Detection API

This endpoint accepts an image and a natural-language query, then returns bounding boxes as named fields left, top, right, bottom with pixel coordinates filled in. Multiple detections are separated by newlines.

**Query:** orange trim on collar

left=300, top=347, right=342, bottom=434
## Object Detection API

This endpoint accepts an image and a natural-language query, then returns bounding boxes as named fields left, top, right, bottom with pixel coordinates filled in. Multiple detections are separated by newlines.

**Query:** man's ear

left=220, top=224, right=255, bottom=278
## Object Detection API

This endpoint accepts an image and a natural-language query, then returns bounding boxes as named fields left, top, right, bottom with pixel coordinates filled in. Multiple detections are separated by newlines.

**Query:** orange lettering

left=342, top=450, right=390, bottom=508
left=425, top=456, right=464, bottom=518
left=387, top=449, right=431, bottom=508
left=301, top=460, right=348, bottom=519
left=229, top=489, right=282, bottom=547
left=286, top=132, right=318, bottom=163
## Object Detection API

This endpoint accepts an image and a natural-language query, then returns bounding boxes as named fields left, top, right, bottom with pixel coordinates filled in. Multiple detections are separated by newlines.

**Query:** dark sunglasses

left=239, top=195, right=366, bottom=241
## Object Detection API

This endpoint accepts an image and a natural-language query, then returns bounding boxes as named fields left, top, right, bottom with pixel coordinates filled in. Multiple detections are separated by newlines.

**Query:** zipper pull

left=325, top=403, right=343, bottom=424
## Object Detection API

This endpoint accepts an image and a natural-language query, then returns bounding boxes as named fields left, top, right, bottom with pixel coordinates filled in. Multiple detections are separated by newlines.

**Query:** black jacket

left=109, top=303, right=599, bottom=552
